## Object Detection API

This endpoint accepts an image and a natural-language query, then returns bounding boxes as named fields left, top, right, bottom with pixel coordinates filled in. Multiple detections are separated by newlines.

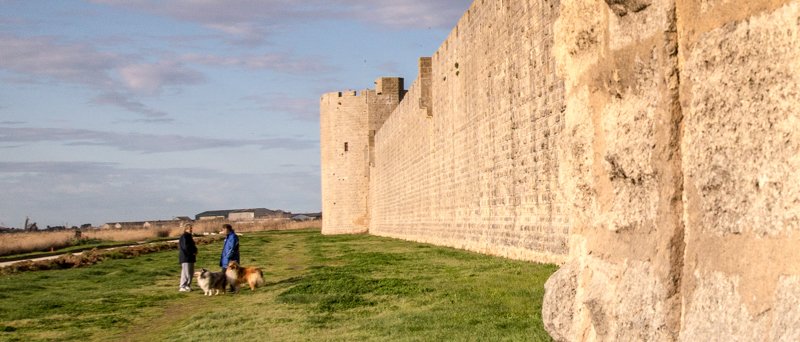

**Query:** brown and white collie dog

left=225, top=261, right=265, bottom=292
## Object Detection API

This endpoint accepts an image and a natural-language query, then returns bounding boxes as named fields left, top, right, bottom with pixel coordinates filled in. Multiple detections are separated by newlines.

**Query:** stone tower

left=320, top=77, right=405, bottom=234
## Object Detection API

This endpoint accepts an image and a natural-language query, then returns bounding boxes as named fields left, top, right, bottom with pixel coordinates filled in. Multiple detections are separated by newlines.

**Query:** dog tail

left=256, top=269, right=265, bottom=287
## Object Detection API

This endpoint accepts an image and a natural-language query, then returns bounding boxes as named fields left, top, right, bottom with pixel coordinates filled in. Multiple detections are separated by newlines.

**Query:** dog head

left=227, top=261, right=240, bottom=271
left=194, top=268, right=209, bottom=279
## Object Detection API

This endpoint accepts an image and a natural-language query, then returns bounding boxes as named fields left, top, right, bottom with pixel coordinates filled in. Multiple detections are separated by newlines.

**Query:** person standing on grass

left=178, top=223, right=198, bottom=292
left=219, top=223, right=240, bottom=269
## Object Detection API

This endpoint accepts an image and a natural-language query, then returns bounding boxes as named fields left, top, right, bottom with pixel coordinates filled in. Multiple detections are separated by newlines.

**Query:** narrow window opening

left=344, top=142, right=349, bottom=152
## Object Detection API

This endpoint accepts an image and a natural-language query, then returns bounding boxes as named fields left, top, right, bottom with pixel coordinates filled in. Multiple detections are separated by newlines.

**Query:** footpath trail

left=0, top=240, right=179, bottom=268
left=120, top=232, right=310, bottom=341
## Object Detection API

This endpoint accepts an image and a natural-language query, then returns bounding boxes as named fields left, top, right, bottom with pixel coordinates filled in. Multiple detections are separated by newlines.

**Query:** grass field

left=0, top=228, right=557, bottom=341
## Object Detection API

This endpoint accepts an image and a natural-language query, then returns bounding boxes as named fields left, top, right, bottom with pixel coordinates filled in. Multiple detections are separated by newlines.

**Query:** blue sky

left=0, top=0, right=472, bottom=228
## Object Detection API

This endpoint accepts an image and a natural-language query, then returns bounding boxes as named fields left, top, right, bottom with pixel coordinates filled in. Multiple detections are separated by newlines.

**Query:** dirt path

left=118, top=233, right=311, bottom=341
left=120, top=292, right=219, bottom=342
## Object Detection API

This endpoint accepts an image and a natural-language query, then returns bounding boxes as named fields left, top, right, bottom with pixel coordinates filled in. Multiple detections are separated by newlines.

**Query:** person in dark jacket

left=178, top=224, right=198, bottom=292
left=219, top=224, right=240, bottom=291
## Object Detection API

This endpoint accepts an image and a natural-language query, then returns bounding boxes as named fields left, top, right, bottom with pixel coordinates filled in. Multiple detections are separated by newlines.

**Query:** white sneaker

left=179, top=287, right=189, bottom=292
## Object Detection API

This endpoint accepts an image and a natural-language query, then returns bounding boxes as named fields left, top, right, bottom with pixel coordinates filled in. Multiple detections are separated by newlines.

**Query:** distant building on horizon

left=102, top=216, right=189, bottom=229
left=291, top=213, right=322, bottom=221
left=195, top=208, right=292, bottom=221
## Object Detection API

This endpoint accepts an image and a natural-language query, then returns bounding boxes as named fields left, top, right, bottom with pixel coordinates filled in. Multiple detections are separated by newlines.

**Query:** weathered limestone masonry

left=369, top=1, right=570, bottom=264
left=677, top=1, right=800, bottom=340
left=320, top=78, right=405, bottom=234
left=320, top=0, right=800, bottom=340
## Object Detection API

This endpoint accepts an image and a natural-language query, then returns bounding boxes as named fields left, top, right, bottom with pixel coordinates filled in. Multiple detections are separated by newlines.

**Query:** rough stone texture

left=772, top=276, right=800, bottom=341
left=681, top=271, right=769, bottom=341
left=550, top=0, right=685, bottom=339
left=679, top=1, right=800, bottom=340
left=681, top=1, right=800, bottom=238
left=543, top=261, right=578, bottom=342
left=321, top=0, right=800, bottom=339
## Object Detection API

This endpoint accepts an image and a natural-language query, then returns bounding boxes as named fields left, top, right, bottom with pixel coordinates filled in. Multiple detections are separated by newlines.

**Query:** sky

left=0, top=0, right=472, bottom=228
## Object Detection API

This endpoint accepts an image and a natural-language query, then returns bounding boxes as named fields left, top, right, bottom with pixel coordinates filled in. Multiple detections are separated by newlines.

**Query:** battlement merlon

left=374, top=77, right=404, bottom=98
left=418, top=57, right=433, bottom=117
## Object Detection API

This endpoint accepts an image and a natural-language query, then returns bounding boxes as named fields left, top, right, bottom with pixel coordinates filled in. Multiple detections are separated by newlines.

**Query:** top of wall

left=321, top=90, right=358, bottom=100
left=433, top=0, right=482, bottom=62
left=323, top=77, right=406, bottom=99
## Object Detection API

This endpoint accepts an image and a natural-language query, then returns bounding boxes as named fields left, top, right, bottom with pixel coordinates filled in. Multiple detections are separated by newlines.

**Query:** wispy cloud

left=0, top=30, right=336, bottom=120
left=341, top=0, right=473, bottom=29
left=113, top=118, right=176, bottom=124
left=88, top=0, right=471, bottom=44
left=119, top=61, right=205, bottom=95
left=0, top=161, right=118, bottom=175
left=243, top=94, right=319, bottom=121
left=204, top=22, right=271, bottom=45
left=182, top=53, right=334, bottom=74
left=88, top=0, right=316, bottom=45
left=0, top=34, right=119, bottom=87
left=0, top=34, right=182, bottom=119
left=91, top=92, right=170, bottom=118
left=0, top=126, right=317, bottom=153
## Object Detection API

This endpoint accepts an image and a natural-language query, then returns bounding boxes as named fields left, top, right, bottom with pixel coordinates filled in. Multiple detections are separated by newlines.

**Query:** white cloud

left=0, top=34, right=119, bottom=86
left=119, top=61, right=205, bottom=95
left=88, top=0, right=308, bottom=44
left=88, top=0, right=471, bottom=43
left=0, top=34, right=193, bottom=118
left=205, top=22, right=269, bottom=45
left=242, top=94, right=319, bottom=121
left=343, top=0, right=473, bottom=29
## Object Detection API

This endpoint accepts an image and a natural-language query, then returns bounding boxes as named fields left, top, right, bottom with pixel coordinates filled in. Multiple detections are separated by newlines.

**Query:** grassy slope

left=0, top=229, right=556, bottom=341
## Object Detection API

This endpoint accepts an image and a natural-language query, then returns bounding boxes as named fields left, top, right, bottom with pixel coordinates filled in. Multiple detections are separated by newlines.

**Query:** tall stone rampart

left=370, top=1, right=569, bottom=263
left=320, top=81, right=404, bottom=235
left=320, top=90, right=370, bottom=234
left=321, top=0, right=800, bottom=340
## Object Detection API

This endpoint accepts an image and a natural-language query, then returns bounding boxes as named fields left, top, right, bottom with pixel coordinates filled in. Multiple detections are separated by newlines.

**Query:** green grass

left=0, top=229, right=557, bottom=341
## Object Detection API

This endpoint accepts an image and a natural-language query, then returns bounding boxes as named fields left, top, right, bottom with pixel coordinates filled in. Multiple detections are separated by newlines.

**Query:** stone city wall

left=321, top=0, right=800, bottom=340
left=369, top=1, right=569, bottom=263
left=320, top=79, right=405, bottom=234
